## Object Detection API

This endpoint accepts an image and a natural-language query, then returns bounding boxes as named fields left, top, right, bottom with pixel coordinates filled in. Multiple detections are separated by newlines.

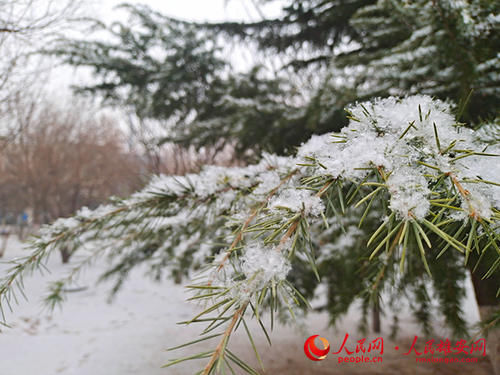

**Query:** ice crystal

left=297, top=95, right=499, bottom=220
left=269, top=188, right=324, bottom=216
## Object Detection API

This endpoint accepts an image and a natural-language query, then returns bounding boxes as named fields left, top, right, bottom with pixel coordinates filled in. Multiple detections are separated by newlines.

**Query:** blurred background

left=0, top=0, right=498, bottom=374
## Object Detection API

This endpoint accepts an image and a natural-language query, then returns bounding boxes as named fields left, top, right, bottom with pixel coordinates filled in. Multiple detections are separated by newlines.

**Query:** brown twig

left=447, top=172, right=480, bottom=219
left=214, top=169, right=299, bottom=273
left=202, top=303, right=248, bottom=375
left=0, top=28, right=20, bottom=33
left=202, top=178, right=334, bottom=374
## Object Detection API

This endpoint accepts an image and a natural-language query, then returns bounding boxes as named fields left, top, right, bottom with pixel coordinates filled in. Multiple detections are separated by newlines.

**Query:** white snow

left=241, top=243, right=291, bottom=284
left=0, top=236, right=485, bottom=374
left=1, top=95, right=496, bottom=374
left=387, top=167, right=431, bottom=220
left=269, top=188, right=325, bottom=216
left=297, top=95, right=499, bottom=220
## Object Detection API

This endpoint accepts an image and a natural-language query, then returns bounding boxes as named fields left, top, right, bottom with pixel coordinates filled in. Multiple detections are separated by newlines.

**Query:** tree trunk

left=60, top=246, right=72, bottom=264
left=0, top=233, right=9, bottom=258
left=477, top=305, right=499, bottom=375
left=469, top=257, right=499, bottom=375
left=372, top=301, right=381, bottom=333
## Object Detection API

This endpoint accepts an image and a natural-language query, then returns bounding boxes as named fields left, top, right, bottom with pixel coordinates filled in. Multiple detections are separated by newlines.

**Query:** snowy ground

left=0, top=236, right=494, bottom=374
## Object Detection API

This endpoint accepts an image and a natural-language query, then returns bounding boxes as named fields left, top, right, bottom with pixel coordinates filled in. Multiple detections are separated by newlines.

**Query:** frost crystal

left=226, top=242, right=292, bottom=301
left=253, top=170, right=281, bottom=195
left=241, top=243, right=291, bottom=284
left=387, top=167, right=430, bottom=220
left=297, top=95, right=499, bottom=221
left=269, top=188, right=324, bottom=216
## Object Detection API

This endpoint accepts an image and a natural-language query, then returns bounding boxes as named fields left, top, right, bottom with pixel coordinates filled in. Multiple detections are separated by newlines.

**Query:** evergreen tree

left=49, top=1, right=499, bottom=153
left=51, top=4, right=314, bottom=157
left=207, top=0, right=500, bottom=124
left=47, top=0, right=499, bottom=313
left=1, top=2, right=498, bottom=373
left=1, top=95, right=498, bottom=374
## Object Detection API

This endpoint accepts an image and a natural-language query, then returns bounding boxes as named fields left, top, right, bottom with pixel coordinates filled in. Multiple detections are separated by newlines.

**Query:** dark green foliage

left=29, top=0, right=498, bottom=361
left=203, top=0, right=377, bottom=61
left=208, top=0, right=500, bottom=124
left=50, top=1, right=500, bottom=162
left=51, top=4, right=326, bottom=157
left=55, top=4, right=226, bottom=121
left=307, top=183, right=472, bottom=339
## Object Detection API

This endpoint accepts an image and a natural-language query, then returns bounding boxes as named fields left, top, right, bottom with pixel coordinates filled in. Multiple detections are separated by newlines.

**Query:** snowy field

left=0, top=236, right=493, bottom=374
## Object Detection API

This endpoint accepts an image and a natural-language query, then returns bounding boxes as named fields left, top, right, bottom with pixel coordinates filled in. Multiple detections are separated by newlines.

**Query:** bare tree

left=0, top=95, right=143, bottom=261
left=125, top=113, right=241, bottom=176
left=0, top=0, right=83, bottom=142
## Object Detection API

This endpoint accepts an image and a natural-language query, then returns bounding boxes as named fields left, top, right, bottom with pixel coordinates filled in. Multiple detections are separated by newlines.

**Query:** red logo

left=304, top=335, right=330, bottom=361
left=303, top=333, right=485, bottom=365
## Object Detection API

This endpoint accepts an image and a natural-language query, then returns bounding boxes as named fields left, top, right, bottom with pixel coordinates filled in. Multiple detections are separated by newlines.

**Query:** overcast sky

left=45, top=0, right=284, bottom=94
left=37, top=0, right=286, bottom=132
left=93, top=0, right=283, bottom=23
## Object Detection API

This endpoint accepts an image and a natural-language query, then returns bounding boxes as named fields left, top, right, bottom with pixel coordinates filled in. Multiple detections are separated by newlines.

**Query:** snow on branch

left=0, top=95, right=498, bottom=374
